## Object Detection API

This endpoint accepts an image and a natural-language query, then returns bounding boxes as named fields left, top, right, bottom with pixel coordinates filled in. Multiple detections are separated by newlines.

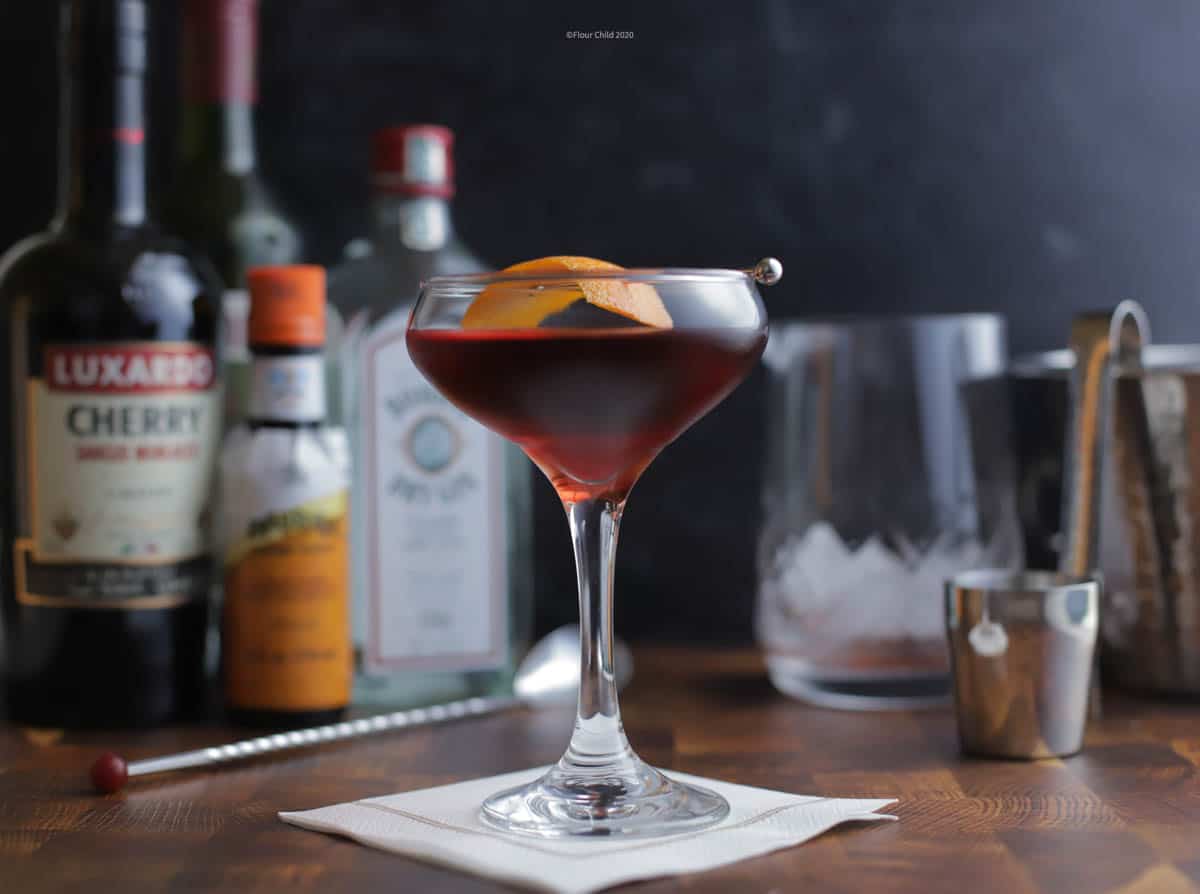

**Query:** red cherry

left=90, top=751, right=128, bottom=794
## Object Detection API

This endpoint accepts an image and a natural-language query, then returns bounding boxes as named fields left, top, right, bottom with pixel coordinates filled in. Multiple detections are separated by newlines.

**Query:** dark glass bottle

left=0, top=0, right=223, bottom=728
left=166, top=0, right=301, bottom=286
left=164, top=0, right=304, bottom=433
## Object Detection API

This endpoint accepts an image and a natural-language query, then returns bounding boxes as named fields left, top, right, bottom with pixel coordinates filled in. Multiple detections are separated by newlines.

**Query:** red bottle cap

left=182, top=0, right=258, bottom=104
left=370, top=125, right=455, bottom=198
left=246, top=265, right=326, bottom=347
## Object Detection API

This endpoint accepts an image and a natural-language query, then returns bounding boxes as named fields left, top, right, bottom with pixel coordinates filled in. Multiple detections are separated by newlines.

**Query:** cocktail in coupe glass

left=406, top=257, right=779, bottom=838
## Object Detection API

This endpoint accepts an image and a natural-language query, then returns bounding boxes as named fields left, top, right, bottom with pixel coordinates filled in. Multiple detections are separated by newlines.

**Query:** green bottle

left=164, top=0, right=305, bottom=429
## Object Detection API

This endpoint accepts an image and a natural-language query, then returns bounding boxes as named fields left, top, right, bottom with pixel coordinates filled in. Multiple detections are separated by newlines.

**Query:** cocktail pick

left=749, top=257, right=783, bottom=286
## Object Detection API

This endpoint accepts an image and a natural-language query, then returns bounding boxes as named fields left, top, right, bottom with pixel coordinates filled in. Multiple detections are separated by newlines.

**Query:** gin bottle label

left=16, top=343, right=219, bottom=609
left=362, top=318, right=508, bottom=671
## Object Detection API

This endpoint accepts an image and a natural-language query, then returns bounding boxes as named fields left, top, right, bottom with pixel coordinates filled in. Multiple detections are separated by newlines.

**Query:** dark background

left=4, top=0, right=1200, bottom=642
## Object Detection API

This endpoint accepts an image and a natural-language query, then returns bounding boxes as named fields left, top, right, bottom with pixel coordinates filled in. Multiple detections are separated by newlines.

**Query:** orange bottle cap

left=246, top=265, right=326, bottom=347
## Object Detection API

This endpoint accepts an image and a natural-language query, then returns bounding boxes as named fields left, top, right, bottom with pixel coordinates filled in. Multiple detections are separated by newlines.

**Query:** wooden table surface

left=3, top=647, right=1200, bottom=893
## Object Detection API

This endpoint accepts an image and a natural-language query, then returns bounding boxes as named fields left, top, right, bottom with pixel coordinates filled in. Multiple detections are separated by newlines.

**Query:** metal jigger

left=946, top=570, right=1099, bottom=758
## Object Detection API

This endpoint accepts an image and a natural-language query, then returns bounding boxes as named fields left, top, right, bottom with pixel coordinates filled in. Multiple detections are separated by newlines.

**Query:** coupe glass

left=406, top=260, right=777, bottom=838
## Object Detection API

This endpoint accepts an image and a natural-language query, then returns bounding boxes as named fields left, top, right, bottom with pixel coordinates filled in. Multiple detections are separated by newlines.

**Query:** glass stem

left=560, top=497, right=635, bottom=772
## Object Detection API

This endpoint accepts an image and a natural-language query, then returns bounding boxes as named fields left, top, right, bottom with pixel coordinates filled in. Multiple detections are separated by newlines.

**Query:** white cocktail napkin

left=279, top=767, right=897, bottom=893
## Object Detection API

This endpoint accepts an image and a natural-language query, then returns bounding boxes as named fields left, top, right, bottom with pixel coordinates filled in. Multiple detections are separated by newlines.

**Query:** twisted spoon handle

left=127, top=695, right=522, bottom=779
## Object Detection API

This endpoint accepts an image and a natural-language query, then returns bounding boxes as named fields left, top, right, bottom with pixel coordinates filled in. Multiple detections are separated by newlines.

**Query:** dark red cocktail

left=406, top=325, right=766, bottom=501
left=407, top=257, right=778, bottom=839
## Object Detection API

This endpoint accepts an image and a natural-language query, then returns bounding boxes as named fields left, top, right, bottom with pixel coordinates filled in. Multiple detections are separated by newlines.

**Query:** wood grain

left=3, top=647, right=1200, bottom=892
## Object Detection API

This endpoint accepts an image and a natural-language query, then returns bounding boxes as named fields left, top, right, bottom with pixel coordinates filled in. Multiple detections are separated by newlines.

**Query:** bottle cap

left=181, top=0, right=258, bottom=104
left=246, top=265, right=326, bottom=347
left=370, top=125, right=455, bottom=198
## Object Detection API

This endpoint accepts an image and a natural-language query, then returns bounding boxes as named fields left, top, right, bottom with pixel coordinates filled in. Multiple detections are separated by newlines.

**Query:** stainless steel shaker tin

left=946, top=570, right=1100, bottom=759
left=971, top=344, right=1200, bottom=695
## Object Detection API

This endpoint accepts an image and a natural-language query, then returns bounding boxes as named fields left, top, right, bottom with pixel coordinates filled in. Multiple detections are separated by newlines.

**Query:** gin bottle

left=329, top=126, right=532, bottom=707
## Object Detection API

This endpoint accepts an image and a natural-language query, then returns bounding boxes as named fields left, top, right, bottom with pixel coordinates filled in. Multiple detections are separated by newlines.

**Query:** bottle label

left=249, top=354, right=326, bottom=422
left=221, top=424, right=351, bottom=711
left=362, top=321, right=508, bottom=672
left=15, top=343, right=219, bottom=609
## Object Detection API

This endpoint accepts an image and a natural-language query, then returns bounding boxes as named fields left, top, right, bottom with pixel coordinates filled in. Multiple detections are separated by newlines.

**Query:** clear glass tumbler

left=756, top=315, right=1014, bottom=709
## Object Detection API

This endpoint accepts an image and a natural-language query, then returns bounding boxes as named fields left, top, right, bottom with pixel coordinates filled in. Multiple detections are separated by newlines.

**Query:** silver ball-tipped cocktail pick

left=749, top=257, right=783, bottom=286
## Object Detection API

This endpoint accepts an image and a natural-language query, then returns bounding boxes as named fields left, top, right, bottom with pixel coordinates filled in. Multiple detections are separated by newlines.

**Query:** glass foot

left=480, top=756, right=729, bottom=839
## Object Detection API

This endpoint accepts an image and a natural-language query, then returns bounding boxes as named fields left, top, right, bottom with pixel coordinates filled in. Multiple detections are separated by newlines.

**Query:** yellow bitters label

left=223, top=491, right=350, bottom=712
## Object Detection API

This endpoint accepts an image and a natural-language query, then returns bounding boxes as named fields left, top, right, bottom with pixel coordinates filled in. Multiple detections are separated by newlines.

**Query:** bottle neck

left=369, top=193, right=455, bottom=253
left=179, top=0, right=259, bottom=174
left=56, top=58, right=149, bottom=231
left=178, top=101, right=257, bottom=174
left=248, top=348, right=326, bottom=425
